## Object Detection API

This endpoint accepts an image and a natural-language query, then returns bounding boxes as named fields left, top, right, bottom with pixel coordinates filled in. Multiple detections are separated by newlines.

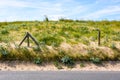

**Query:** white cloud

left=0, top=0, right=28, bottom=8
left=95, top=0, right=120, bottom=4
left=0, top=0, right=119, bottom=21
left=82, top=6, right=120, bottom=19
left=0, top=0, right=64, bottom=21
left=63, top=5, right=86, bottom=16
left=0, top=0, right=87, bottom=21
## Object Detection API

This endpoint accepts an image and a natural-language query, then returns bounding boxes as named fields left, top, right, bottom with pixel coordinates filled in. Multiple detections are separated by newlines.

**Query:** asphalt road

left=0, top=71, right=120, bottom=80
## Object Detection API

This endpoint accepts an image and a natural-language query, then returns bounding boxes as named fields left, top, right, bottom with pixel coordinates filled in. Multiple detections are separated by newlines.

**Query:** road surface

left=0, top=71, right=120, bottom=80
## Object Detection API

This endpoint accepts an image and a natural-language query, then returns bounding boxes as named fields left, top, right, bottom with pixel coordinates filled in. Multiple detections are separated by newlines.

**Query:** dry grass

left=0, top=42, right=120, bottom=63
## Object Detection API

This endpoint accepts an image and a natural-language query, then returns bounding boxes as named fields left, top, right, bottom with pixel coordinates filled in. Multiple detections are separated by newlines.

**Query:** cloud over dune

left=0, top=0, right=120, bottom=21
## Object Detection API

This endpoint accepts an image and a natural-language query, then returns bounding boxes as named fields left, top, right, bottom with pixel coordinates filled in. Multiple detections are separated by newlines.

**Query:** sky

left=0, top=0, right=120, bottom=22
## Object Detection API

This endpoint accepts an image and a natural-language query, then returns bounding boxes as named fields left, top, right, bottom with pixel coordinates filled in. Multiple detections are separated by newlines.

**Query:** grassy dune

left=0, top=20, right=120, bottom=65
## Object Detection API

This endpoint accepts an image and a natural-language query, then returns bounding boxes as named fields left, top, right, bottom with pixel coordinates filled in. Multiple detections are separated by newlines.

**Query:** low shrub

left=110, top=43, right=117, bottom=49
left=80, top=62, right=85, bottom=68
left=90, top=57, right=101, bottom=64
left=44, top=16, right=49, bottom=22
left=53, top=61, right=63, bottom=69
left=34, top=57, right=42, bottom=65
left=1, top=29, right=9, bottom=35
left=61, top=56, right=74, bottom=66
left=0, top=46, right=8, bottom=56
left=33, top=46, right=42, bottom=52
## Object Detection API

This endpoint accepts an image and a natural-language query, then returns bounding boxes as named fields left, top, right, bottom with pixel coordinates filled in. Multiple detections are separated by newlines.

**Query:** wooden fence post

left=27, top=35, right=30, bottom=47
left=19, top=32, right=39, bottom=47
left=19, top=32, right=28, bottom=47
left=96, top=29, right=101, bottom=46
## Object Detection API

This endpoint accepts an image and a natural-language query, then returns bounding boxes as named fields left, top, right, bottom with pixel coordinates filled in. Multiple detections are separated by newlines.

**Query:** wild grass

left=0, top=20, right=120, bottom=45
left=0, top=20, right=120, bottom=63
left=0, top=44, right=120, bottom=63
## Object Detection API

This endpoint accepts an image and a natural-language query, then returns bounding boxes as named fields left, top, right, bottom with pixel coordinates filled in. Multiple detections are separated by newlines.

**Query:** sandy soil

left=0, top=61, right=120, bottom=71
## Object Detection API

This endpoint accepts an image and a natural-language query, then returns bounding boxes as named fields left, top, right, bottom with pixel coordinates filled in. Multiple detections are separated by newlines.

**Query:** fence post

left=19, top=32, right=28, bottom=47
left=27, top=32, right=39, bottom=46
left=27, top=35, right=30, bottom=47
left=96, top=29, right=101, bottom=46
left=19, top=32, right=39, bottom=47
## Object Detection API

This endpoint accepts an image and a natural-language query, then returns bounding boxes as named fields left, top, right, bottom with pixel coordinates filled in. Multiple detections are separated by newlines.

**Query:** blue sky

left=0, top=0, right=120, bottom=21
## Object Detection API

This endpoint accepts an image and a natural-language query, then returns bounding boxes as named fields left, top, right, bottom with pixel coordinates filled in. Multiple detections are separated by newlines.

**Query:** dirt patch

left=0, top=61, right=120, bottom=71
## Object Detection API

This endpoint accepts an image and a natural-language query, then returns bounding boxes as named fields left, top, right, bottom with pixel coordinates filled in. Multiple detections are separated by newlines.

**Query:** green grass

left=0, top=20, right=119, bottom=45
left=0, top=20, right=120, bottom=63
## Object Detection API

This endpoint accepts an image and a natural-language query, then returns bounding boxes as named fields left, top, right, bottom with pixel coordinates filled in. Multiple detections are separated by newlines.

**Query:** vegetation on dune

left=0, top=20, right=120, bottom=66
left=0, top=20, right=120, bottom=45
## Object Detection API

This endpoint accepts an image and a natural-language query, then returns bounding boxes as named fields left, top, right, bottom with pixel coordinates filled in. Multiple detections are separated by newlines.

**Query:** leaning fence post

left=19, top=32, right=28, bottom=46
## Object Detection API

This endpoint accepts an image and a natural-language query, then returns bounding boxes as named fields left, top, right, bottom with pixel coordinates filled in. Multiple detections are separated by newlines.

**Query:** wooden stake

left=27, top=35, right=30, bottom=47
left=19, top=32, right=39, bottom=47
left=97, top=29, right=101, bottom=46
